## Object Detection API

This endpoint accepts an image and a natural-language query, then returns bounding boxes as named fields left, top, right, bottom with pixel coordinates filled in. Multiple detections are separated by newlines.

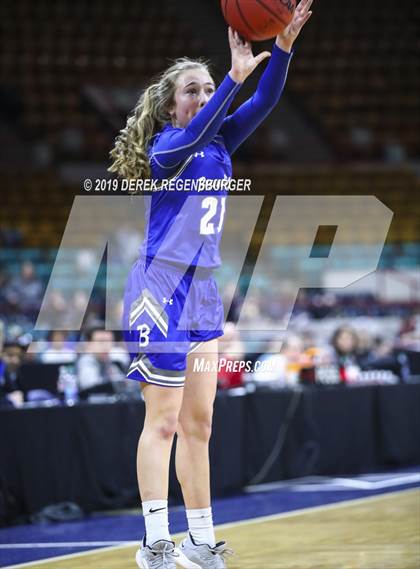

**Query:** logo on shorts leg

left=130, top=289, right=169, bottom=337
left=137, top=323, right=151, bottom=347
left=163, top=297, right=174, bottom=305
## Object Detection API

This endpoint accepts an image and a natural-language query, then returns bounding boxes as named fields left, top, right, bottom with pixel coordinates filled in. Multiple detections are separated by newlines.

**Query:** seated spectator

left=331, top=326, right=361, bottom=363
left=252, top=334, right=310, bottom=386
left=330, top=325, right=371, bottom=382
left=36, top=290, right=68, bottom=330
left=218, top=322, right=245, bottom=389
left=0, top=340, right=25, bottom=407
left=397, top=315, right=420, bottom=351
left=360, top=334, right=412, bottom=381
left=39, top=330, right=76, bottom=364
left=4, top=261, right=44, bottom=318
left=76, top=326, right=128, bottom=391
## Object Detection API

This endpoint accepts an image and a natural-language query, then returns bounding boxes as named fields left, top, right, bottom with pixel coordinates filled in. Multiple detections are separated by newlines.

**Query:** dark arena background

left=0, top=1, right=419, bottom=567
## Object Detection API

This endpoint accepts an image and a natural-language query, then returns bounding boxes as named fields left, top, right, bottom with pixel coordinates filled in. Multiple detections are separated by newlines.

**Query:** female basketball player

left=109, top=2, right=313, bottom=567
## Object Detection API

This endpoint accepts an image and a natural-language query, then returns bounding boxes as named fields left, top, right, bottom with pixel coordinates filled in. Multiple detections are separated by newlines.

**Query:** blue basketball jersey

left=141, top=132, right=231, bottom=269
left=140, top=44, right=293, bottom=270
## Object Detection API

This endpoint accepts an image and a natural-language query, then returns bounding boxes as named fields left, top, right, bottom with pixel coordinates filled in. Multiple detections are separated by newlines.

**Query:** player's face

left=170, top=68, right=215, bottom=128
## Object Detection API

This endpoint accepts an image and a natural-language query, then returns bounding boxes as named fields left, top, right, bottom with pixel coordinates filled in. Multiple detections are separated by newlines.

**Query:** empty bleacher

left=0, top=0, right=418, bottom=250
left=0, top=166, right=418, bottom=248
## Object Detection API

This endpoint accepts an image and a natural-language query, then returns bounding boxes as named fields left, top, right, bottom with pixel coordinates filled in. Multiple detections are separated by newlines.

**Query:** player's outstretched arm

left=151, top=27, right=271, bottom=172
left=220, top=0, right=314, bottom=155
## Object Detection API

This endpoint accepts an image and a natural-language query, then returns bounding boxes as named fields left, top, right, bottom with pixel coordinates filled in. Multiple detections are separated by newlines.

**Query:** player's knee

left=144, top=412, right=178, bottom=441
left=158, top=414, right=179, bottom=440
left=178, top=412, right=213, bottom=442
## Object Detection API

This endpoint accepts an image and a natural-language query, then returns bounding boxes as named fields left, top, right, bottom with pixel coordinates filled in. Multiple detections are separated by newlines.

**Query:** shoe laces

left=200, top=542, right=234, bottom=567
left=149, top=542, right=179, bottom=569
left=211, top=542, right=234, bottom=560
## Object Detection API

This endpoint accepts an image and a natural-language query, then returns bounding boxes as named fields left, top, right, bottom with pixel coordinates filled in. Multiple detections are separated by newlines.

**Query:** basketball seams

left=222, top=0, right=293, bottom=41
left=255, top=0, right=289, bottom=28
left=222, top=0, right=229, bottom=20
left=235, top=0, right=260, bottom=39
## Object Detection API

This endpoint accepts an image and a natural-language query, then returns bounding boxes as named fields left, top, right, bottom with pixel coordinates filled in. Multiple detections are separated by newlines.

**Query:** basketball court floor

left=1, top=470, right=419, bottom=569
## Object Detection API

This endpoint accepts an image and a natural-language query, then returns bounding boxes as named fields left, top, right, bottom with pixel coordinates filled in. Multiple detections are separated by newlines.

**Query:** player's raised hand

left=276, top=0, right=313, bottom=53
left=228, top=27, right=270, bottom=83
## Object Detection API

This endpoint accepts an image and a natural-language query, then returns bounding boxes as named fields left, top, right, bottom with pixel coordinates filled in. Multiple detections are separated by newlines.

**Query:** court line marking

left=0, top=542, right=135, bottom=549
left=216, top=486, right=420, bottom=532
left=293, top=473, right=420, bottom=491
left=3, top=487, right=419, bottom=568
left=245, top=472, right=420, bottom=493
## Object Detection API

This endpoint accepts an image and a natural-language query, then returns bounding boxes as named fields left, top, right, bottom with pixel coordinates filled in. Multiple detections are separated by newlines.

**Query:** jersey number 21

left=200, top=197, right=226, bottom=235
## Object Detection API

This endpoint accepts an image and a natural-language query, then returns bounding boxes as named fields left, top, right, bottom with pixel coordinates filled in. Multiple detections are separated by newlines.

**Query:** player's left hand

left=276, top=0, right=313, bottom=53
left=228, top=27, right=271, bottom=83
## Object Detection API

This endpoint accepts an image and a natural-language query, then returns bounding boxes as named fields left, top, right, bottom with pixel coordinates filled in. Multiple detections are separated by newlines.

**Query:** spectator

left=330, top=325, right=368, bottom=383
left=218, top=322, right=245, bottom=389
left=76, top=326, right=128, bottom=391
left=252, top=334, right=309, bottom=386
left=0, top=340, right=25, bottom=407
left=4, top=261, right=44, bottom=318
left=398, top=315, right=420, bottom=351
left=39, top=330, right=76, bottom=364
left=360, top=335, right=406, bottom=378
left=36, top=290, right=68, bottom=330
left=331, top=326, right=361, bottom=364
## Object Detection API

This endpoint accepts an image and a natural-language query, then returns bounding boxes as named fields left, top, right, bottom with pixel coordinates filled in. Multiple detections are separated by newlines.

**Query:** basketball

left=221, top=0, right=296, bottom=41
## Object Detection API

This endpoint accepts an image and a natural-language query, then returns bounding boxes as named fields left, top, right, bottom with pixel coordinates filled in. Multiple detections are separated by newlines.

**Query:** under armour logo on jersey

left=194, top=151, right=205, bottom=158
left=163, top=297, right=173, bottom=305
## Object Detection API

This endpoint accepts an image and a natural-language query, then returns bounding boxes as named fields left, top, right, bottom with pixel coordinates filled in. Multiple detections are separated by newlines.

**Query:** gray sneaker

left=136, top=538, right=179, bottom=569
left=175, top=533, right=233, bottom=569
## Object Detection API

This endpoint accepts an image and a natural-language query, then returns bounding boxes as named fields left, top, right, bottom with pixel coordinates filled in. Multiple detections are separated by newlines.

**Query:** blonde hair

left=108, top=58, right=212, bottom=180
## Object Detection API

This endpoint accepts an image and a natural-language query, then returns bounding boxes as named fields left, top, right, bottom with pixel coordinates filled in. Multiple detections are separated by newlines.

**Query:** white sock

left=142, top=500, right=170, bottom=545
left=186, top=507, right=216, bottom=547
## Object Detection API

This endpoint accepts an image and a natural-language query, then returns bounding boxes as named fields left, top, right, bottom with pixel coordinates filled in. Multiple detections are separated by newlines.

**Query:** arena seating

left=1, top=0, right=418, bottom=162
left=0, top=0, right=205, bottom=160
left=0, top=0, right=418, bottom=248
left=287, top=0, right=420, bottom=160
left=1, top=166, right=418, bottom=248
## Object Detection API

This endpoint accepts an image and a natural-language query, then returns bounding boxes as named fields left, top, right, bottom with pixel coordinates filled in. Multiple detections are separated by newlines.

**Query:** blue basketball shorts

left=122, top=258, right=224, bottom=387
